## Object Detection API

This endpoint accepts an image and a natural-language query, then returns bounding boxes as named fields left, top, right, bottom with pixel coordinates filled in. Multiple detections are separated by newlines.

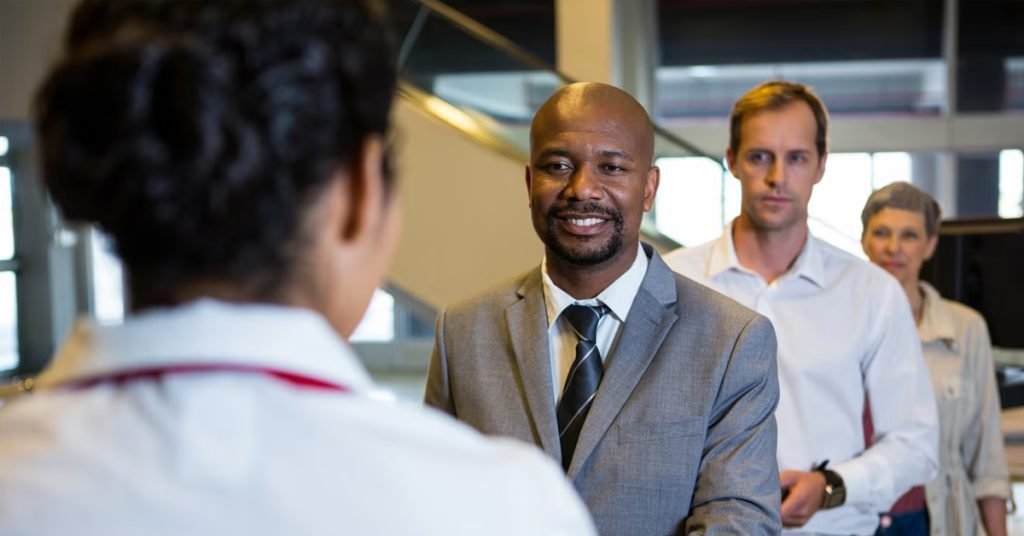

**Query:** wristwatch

left=815, top=462, right=846, bottom=509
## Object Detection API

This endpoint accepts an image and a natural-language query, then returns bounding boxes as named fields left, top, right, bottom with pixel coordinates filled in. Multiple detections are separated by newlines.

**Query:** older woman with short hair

left=862, top=182, right=1011, bottom=536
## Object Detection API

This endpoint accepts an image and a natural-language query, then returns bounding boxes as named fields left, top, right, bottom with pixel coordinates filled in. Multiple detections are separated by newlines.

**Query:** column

left=555, top=0, right=659, bottom=112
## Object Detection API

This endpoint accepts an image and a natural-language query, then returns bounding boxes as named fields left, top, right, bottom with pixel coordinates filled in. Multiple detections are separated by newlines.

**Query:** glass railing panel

left=389, top=1, right=560, bottom=157
left=391, top=0, right=724, bottom=251
left=657, top=59, right=947, bottom=121
left=389, top=0, right=715, bottom=167
left=957, top=1, right=1024, bottom=114
left=656, top=0, right=949, bottom=118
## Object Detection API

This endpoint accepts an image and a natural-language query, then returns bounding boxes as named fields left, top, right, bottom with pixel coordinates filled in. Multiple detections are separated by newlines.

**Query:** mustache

left=546, top=201, right=623, bottom=223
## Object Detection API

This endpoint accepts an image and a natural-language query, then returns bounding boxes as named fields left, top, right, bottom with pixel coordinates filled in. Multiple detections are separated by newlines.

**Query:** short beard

left=543, top=202, right=625, bottom=266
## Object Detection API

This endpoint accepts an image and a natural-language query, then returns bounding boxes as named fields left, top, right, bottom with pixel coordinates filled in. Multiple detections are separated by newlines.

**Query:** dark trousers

left=874, top=509, right=928, bottom=536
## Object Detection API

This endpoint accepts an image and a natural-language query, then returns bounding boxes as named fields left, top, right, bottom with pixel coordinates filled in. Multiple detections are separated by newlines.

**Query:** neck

left=128, top=273, right=289, bottom=312
left=545, top=243, right=639, bottom=300
left=731, top=215, right=808, bottom=284
left=901, top=278, right=925, bottom=325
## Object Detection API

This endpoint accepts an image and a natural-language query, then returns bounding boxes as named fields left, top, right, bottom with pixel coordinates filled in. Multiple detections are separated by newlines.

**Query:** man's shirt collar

left=708, top=219, right=826, bottom=288
left=541, top=244, right=649, bottom=328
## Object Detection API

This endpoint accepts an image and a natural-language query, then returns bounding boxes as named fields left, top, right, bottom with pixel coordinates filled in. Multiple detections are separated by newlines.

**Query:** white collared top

left=665, top=223, right=939, bottom=536
left=0, top=299, right=595, bottom=536
left=541, top=244, right=648, bottom=401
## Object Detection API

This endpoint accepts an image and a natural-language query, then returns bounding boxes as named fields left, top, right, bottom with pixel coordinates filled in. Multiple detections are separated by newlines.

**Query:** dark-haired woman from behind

left=862, top=182, right=1010, bottom=536
left=0, top=1, right=595, bottom=535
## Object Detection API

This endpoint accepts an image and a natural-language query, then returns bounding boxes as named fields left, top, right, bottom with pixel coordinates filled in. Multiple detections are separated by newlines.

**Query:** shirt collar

left=541, top=243, right=649, bottom=328
left=707, top=221, right=741, bottom=279
left=35, top=299, right=375, bottom=394
left=918, top=281, right=957, bottom=345
left=709, top=219, right=827, bottom=288
left=789, top=234, right=827, bottom=287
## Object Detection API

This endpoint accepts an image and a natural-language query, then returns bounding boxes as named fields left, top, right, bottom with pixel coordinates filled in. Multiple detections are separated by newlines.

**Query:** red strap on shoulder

left=66, top=364, right=349, bottom=393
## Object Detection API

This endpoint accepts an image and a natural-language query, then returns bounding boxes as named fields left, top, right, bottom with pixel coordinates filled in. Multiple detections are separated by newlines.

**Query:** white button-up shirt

left=665, top=224, right=938, bottom=536
left=542, top=245, right=648, bottom=401
left=0, top=300, right=596, bottom=536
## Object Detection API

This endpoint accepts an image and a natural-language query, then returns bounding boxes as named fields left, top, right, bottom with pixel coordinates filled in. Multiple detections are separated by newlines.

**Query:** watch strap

left=816, top=466, right=846, bottom=509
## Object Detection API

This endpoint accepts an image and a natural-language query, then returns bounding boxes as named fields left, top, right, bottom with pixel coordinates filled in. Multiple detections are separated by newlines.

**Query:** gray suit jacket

left=426, top=245, right=781, bottom=535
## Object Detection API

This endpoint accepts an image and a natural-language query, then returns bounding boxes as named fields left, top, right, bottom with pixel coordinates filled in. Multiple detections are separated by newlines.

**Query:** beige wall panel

left=389, top=101, right=541, bottom=309
left=556, top=0, right=614, bottom=84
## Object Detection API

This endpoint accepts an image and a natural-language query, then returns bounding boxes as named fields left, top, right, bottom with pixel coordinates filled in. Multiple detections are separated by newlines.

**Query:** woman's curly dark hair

left=34, top=0, right=396, bottom=304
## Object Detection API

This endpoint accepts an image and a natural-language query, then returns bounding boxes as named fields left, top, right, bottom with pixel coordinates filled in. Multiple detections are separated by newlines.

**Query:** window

left=1000, top=149, right=1024, bottom=219
left=655, top=151, right=915, bottom=257
left=653, top=157, right=730, bottom=247
left=808, top=152, right=915, bottom=256
left=0, top=137, right=17, bottom=372
left=90, top=231, right=125, bottom=325
left=349, top=289, right=396, bottom=342
left=0, top=273, right=16, bottom=372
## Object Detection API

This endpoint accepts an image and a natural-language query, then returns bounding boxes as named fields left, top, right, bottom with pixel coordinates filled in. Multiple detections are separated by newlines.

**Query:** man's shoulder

left=663, top=242, right=715, bottom=280
left=669, top=270, right=758, bottom=322
left=813, top=236, right=902, bottom=291
left=648, top=260, right=774, bottom=352
left=442, top=268, right=539, bottom=317
left=655, top=244, right=753, bottom=317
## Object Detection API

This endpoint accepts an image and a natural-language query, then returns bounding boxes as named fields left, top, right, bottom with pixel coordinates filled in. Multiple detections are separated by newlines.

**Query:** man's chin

left=547, top=237, right=620, bottom=266
left=749, top=211, right=801, bottom=232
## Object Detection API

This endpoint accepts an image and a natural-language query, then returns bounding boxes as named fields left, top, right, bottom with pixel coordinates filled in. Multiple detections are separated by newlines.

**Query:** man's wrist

left=814, top=462, right=846, bottom=509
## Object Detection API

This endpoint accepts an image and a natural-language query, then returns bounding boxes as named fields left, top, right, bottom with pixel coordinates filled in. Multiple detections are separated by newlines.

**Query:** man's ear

left=524, top=164, right=533, bottom=205
left=725, top=147, right=738, bottom=178
left=643, top=165, right=660, bottom=212
left=813, top=151, right=828, bottom=185
left=341, top=135, right=387, bottom=243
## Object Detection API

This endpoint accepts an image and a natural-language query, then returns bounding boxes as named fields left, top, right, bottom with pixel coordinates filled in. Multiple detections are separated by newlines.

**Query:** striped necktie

left=557, top=303, right=609, bottom=471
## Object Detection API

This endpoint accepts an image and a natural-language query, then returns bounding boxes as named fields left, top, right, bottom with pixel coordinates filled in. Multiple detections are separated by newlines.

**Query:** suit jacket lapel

left=568, top=248, right=680, bottom=478
left=505, top=269, right=561, bottom=460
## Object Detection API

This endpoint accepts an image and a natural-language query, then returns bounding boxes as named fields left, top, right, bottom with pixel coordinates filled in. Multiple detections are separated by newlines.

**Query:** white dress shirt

left=665, top=223, right=938, bottom=536
left=0, top=299, right=596, bottom=536
left=541, top=244, right=648, bottom=401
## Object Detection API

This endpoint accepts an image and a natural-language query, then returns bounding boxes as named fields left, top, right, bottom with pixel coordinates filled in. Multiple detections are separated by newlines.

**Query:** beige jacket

left=920, top=282, right=1011, bottom=535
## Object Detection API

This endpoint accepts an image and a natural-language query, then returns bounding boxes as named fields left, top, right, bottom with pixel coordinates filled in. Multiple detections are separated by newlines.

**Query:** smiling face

left=862, top=207, right=938, bottom=287
left=728, top=101, right=827, bottom=234
left=526, top=84, right=659, bottom=273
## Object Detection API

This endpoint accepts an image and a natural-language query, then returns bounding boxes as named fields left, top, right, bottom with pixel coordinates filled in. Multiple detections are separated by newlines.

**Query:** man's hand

left=779, top=470, right=826, bottom=528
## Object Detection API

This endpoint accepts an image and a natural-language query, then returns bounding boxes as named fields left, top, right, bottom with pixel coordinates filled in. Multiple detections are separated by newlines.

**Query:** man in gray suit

left=425, top=82, right=781, bottom=535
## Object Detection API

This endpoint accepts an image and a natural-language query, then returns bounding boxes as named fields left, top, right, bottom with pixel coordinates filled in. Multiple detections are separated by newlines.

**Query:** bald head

left=530, top=82, right=655, bottom=166
left=524, top=82, right=660, bottom=292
